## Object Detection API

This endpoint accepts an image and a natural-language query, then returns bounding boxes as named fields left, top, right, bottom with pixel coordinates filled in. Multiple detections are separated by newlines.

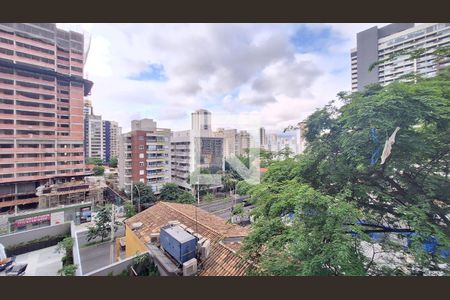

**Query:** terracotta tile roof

left=125, top=201, right=251, bottom=276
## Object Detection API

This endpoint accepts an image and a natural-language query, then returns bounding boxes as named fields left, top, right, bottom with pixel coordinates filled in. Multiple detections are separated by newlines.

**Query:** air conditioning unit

left=131, top=222, right=143, bottom=230
left=185, top=227, right=194, bottom=235
left=168, top=220, right=180, bottom=226
left=193, top=233, right=203, bottom=241
left=197, top=237, right=207, bottom=249
left=150, top=232, right=160, bottom=244
left=200, top=239, right=211, bottom=260
left=182, top=258, right=197, bottom=276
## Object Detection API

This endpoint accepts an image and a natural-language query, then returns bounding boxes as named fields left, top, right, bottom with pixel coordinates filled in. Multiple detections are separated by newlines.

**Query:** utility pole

left=110, top=203, right=115, bottom=263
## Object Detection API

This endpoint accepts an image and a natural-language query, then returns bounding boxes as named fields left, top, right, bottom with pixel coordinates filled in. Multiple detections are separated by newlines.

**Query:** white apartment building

left=352, top=23, right=450, bottom=91
left=171, top=109, right=224, bottom=191
left=85, top=114, right=104, bottom=161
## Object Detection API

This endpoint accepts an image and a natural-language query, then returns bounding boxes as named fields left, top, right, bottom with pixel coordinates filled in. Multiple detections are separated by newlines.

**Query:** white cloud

left=73, top=23, right=389, bottom=133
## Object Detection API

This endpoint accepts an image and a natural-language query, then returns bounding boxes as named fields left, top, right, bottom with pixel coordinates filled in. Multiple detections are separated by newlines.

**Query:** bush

left=93, top=165, right=105, bottom=176
left=203, top=193, right=214, bottom=203
left=58, top=264, right=77, bottom=276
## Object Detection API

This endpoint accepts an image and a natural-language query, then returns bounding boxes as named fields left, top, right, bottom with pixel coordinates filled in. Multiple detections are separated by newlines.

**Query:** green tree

left=109, top=157, right=118, bottom=168
left=58, top=264, right=77, bottom=276
left=133, top=182, right=156, bottom=208
left=159, top=183, right=183, bottom=201
left=242, top=181, right=367, bottom=276
left=245, top=67, right=450, bottom=275
left=232, top=203, right=244, bottom=216
left=159, top=183, right=195, bottom=204
left=87, top=205, right=121, bottom=242
left=86, top=157, right=103, bottom=166
left=124, top=202, right=137, bottom=218
left=276, top=145, right=293, bottom=160
left=203, top=193, right=214, bottom=203
left=56, top=237, right=74, bottom=266
left=93, top=165, right=105, bottom=176
left=260, top=149, right=275, bottom=168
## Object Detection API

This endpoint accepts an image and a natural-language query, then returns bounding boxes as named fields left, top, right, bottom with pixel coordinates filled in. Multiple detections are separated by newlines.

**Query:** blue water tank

left=160, top=224, right=198, bottom=265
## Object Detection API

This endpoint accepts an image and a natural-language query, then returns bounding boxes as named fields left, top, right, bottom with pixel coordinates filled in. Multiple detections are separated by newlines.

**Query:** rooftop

left=125, top=202, right=251, bottom=276
left=0, top=245, right=63, bottom=276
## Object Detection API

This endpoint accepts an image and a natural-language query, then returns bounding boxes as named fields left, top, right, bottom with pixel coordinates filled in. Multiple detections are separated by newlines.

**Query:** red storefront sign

left=14, top=214, right=51, bottom=226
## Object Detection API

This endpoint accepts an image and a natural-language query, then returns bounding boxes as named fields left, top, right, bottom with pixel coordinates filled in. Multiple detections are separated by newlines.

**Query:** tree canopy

left=242, top=67, right=450, bottom=275
left=159, top=183, right=195, bottom=204
left=133, top=182, right=156, bottom=208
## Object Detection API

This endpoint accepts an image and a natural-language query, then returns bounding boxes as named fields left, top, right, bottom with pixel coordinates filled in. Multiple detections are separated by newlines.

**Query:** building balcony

left=14, top=156, right=56, bottom=162
left=15, top=124, right=56, bottom=131
left=15, top=114, right=57, bottom=122
left=0, top=123, right=14, bottom=129
left=14, top=74, right=55, bottom=86
left=6, top=33, right=55, bottom=52
left=14, top=85, right=56, bottom=96
left=14, top=55, right=56, bottom=70
left=13, top=147, right=57, bottom=153
left=15, top=93, right=56, bottom=103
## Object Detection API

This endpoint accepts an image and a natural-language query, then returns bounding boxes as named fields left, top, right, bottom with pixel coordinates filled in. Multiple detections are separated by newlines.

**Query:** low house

left=124, top=201, right=251, bottom=276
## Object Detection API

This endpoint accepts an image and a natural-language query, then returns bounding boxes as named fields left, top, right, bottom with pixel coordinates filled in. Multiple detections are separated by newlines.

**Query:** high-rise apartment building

left=235, top=130, right=251, bottom=157
left=83, top=101, right=121, bottom=164
left=170, top=130, right=192, bottom=190
left=191, top=109, right=212, bottom=138
left=259, top=127, right=267, bottom=149
left=351, top=23, right=450, bottom=91
left=85, top=114, right=104, bottom=161
left=0, top=23, right=92, bottom=213
left=103, top=120, right=121, bottom=163
left=171, top=109, right=224, bottom=191
left=213, top=128, right=236, bottom=158
left=118, top=119, right=171, bottom=195
left=213, top=128, right=251, bottom=158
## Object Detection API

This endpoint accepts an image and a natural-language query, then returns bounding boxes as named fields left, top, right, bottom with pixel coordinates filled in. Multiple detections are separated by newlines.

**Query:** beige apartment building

left=0, top=23, right=93, bottom=213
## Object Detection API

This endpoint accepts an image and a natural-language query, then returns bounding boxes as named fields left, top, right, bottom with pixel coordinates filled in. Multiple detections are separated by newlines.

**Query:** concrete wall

left=71, top=222, right=83, bottom=276
left=84, top=254, right=138, bottom=276
left=0, top=222, right=70, bottom=248
left=125, top=224, right=147, bottom=258
left=356, top=26, right=380, bottom=90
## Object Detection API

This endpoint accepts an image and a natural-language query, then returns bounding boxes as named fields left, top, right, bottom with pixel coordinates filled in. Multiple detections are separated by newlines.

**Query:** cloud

left=75, top=23, right=389, bottom=133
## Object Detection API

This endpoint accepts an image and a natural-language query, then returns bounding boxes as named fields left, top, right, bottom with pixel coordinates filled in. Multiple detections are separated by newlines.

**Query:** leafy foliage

left=109, top=157, right=118, bottom=168
left=133, top=182, right=156, bottom=206
left=242, top=182, right=368, bottom=275
left=159, top=183, right=195, bottom=204
left=86, top=157, right=103, bottom=166
left=243, top=67, right=450, bottom=275
left=87, top=205, right=121, bottom=242
left=93, top=165, right=105, bottom=176
left=124, top=202, right=137, bottom=218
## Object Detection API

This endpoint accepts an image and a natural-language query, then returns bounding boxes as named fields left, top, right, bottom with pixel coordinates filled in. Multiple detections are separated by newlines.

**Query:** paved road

left=78, top=239, right=114, bottom=274
left=76, top=226, right=125, bottom=275
left=198, top=196, right=252, bottom=221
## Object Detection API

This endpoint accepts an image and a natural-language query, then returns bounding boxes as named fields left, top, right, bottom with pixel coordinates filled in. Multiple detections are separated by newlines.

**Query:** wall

left=71, top=221, right=83, bottom=276
left=356, top=26, right=379, bottom=90
left=83, top=254, right=140, bottom=276
left=0, top=222, right=70, bottom=248
left=125, top=224, right=147, bottom=258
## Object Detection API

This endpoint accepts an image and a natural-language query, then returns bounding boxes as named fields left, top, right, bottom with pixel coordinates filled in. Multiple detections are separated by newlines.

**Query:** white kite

left=380, top=127, right=400, bottom=165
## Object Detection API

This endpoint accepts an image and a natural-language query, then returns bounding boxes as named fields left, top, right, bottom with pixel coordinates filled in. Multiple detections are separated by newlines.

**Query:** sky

left=58, top=23, right=388, bottom=133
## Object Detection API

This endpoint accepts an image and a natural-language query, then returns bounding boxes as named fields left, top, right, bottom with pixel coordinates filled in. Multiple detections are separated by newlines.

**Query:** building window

left=139, top=162, right=144, bottom=167
left=139, top=145, right=144, bottom=150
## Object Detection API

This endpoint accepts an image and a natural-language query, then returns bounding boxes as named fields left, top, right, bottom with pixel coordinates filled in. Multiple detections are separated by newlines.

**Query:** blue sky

left=60, top=23, right=388, bottom=133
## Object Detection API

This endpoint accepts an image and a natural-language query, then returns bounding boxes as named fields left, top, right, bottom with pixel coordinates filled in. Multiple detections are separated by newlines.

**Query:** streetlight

left=130, top=182, right=142, bottom=213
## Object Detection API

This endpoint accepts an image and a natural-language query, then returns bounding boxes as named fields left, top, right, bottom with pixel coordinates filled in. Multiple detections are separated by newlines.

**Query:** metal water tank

left=160, top=224, right=198, bottom=265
